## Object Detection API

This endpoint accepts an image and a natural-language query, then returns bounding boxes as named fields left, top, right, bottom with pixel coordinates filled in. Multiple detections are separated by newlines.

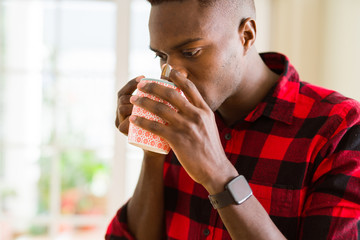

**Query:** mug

left=128, top=76, right=186, bottom=154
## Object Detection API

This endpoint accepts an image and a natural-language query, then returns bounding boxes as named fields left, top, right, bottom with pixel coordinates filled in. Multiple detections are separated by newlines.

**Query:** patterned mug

left=128, top=77, right=186, bottom=154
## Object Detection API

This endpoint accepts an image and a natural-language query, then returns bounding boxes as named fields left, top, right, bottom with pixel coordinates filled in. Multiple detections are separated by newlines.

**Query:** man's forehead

left=148, top=0, right=226, bottom=45
left=149, top=0, right=206, bottom=29
left=149, top=3, right=204, bottom=45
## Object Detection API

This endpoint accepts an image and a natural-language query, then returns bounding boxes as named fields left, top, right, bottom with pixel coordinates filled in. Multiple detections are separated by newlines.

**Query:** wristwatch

left=208, top=175, right=253, bottom=209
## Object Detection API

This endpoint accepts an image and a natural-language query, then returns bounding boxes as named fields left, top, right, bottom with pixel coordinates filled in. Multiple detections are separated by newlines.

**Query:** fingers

left=169, top=69, right=208, bottom=109
left=115, top=104, right=132, bottom=135
left=125, top=71, right=209, bottom=139
left=130, top=94, right=179, bottom=124
left=118, top=76, right=143, bottom=97
left=118, top=104, right=133, bottom=121
left=129, top=115, right=170, bottom=139
left=118, top=116, right=131, bottom=136
left=136, top=70, right=208, bottom=113
left=115, top=102, right=133, bottom=135
left=115, top=75, right=144, bottom=134
left=136, top=85, right=195, bottom=122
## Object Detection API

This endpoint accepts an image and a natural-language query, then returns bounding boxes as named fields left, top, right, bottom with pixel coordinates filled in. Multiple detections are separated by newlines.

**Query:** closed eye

left=182, top=48, right=201, bottom=58
left=155, top=52, right=167, bottom=61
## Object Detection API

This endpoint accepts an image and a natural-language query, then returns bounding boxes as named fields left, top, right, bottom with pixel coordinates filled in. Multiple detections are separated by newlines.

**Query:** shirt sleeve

left=299, top=104, right=360, bottom=239
left=105, top=201, right=136, bottom=240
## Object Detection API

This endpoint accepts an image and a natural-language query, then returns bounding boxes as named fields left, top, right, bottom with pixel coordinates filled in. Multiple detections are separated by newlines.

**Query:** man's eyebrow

left=149, top=37, right=204, bottom=52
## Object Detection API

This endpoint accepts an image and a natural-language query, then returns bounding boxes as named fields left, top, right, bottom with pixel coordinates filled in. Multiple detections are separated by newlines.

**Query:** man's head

left=147, top=0, right=258, bottom=111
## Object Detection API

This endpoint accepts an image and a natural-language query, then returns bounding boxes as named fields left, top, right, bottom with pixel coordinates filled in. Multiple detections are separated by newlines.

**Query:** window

left=0, top=0, right=159, bottom=238
left=0, top=0, right=117, bottom=239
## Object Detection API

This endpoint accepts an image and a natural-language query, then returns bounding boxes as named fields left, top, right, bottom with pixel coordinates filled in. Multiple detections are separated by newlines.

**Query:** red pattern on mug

left=128, top=78, right=186, bottom=154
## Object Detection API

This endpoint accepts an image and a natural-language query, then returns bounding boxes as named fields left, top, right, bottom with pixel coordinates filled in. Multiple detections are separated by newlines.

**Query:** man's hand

left=129, top=69, right=238, bottom=193
left=115, top=76, right=143, bottom=135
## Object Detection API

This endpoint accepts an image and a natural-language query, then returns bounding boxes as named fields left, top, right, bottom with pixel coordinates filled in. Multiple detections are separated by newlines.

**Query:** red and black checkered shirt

left=106, top=53, right=360, bottom=239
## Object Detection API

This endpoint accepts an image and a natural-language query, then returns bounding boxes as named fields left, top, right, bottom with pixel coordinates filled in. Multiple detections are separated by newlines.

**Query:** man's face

left=149, top=0, right=245, bottom=111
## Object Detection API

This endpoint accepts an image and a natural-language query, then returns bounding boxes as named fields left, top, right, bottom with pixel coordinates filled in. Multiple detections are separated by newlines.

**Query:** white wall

left=262, top=0, right=360, bottom=100
left=321, top=0, right=360, bottom=100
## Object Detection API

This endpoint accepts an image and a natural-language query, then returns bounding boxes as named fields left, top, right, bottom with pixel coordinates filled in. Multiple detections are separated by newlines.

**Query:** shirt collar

left=243, top=52, right=300, bottom=125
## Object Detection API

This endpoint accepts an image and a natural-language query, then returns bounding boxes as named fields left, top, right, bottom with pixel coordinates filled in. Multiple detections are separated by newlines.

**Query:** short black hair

left=146, top=0, right=256, bottom=19
left=147, top=0, right=216, bottom=7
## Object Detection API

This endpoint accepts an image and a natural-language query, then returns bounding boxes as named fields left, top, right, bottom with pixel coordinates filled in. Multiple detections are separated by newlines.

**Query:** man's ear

left=238, top=18, right=257, bottom=55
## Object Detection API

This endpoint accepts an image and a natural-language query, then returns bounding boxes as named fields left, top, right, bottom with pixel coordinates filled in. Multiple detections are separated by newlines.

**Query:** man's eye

left=182, top=49, right=201, bottom=58
left=155, top=53, right=167, bottom=61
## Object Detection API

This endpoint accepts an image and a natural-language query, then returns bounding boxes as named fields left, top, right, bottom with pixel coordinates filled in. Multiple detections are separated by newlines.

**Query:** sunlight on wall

left=269, top=0, right=360, bottom=100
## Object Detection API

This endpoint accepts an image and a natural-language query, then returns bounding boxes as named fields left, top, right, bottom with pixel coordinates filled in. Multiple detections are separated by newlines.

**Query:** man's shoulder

left=293, top=82, right=360, bottom=131
left=297, top=81, right=360, bottom=121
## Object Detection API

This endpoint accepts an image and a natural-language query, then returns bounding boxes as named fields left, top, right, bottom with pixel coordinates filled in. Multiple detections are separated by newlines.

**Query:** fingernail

left=130, top=95, right=138, bottom=103
left=129, top=115, right=137, bottom=122
left=137, top=81, right=147, bottom=89
left=136, top=76, right=144, bottom=82
left=161, top=63, right=172, bottom=79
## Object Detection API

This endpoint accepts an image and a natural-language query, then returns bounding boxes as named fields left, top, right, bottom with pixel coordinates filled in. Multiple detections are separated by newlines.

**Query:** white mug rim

left=141, top=78, right=175, bottom=87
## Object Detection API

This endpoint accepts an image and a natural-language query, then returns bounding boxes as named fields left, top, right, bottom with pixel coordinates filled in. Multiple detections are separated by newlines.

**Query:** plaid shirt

left=106, top=53, right=360, bottom=240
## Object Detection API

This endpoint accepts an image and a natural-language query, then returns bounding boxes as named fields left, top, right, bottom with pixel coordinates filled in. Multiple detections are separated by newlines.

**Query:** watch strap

left=208, top=187, right=235, bottom=209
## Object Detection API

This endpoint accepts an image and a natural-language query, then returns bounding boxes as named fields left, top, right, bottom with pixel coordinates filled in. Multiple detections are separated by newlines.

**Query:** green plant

left=37, top=149, right=108, bottom=215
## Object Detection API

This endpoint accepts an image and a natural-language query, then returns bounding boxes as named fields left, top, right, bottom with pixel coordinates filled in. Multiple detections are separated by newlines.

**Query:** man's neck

left=217, top=50, right=279, bottom=126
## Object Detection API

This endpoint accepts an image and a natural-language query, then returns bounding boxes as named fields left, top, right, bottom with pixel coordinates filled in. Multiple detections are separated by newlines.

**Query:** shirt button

left=203, top=228, right=210, bottom=236
left=225, top=133, right=232, bottom=140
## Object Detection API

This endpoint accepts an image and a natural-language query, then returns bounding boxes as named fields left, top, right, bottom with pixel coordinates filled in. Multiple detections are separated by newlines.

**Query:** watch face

left=227, top=175, right=253, bottom=204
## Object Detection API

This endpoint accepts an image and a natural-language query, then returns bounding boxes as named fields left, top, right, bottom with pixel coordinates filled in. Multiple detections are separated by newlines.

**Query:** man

left=107, top=0, right=360, bottom=239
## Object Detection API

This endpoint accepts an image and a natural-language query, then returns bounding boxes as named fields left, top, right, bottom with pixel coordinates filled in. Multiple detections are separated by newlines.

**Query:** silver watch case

left=208, top=175, right=253, bottom=209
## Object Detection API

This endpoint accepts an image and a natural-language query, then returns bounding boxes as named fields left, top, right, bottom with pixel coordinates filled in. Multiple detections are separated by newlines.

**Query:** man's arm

left=204, top=176, right=286, bottom=240
left=105, top=152, right=165, bottom=240
left=127, top=152, right=165, bottom=240
left=299, top=117, right=360, bottom=239
left=111, top=76, right=166, bottom=240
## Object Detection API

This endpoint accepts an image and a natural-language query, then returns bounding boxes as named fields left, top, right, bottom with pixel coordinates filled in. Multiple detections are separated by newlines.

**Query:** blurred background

left=0, top=0, right=359, bottom=239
